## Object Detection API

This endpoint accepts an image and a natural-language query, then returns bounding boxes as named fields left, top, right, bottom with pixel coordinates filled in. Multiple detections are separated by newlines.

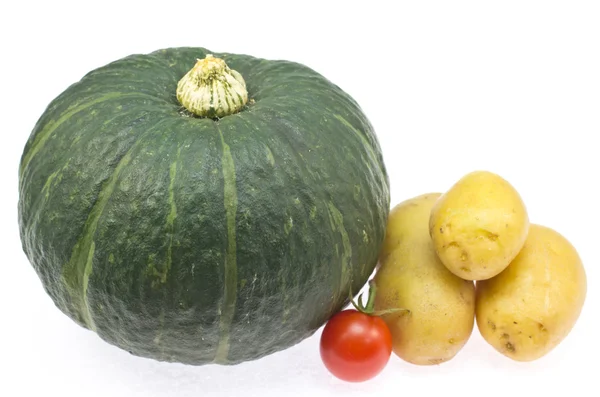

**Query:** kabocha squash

left=18, top=47, right=390, bottom=365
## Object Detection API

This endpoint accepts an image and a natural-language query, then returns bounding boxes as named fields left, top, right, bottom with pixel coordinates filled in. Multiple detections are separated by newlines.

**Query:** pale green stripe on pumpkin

left=166, top=148, right=180, bottom=280
left=153, top=310, right=166, bottom=351
left=153, top=147, right=181, bottom=354
left=214, top=125, right=238, bottom=364
left=20, top=92, right=160, bottom=177
left=62, top=120, right=164, bottom=329
left=41, top=159, right=71, bottom=199
left=81, top=241, right=97, bottom=330
left=278, top=266, right=290, bottom=324
left=327, top=202, right=352, bottom=300
left=265, top=144, right=275, bottom=166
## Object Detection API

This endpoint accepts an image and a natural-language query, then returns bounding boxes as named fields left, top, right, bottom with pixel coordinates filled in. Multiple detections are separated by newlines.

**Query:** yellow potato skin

left=429, top=170, right=529, bottom=280
left=379, top=193, right=442, bottom=262
left=374, top=193, right=475, bottom=365
left=476, top=224, right=587, bottom=362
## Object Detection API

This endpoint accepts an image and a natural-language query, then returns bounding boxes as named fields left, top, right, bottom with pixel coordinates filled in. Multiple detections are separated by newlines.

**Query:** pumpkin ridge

left=24, top=111, right=149, bottom=228
left=214, top=122, right=239, bottom=364
left=19, top=92, right=161, bottom=177
left=332, top=114, right=380, bottom=170
left=326, top=202, right=353, bottom=301
left=61, top=118, right=169, bottom=328
left=240, top=102, right=360, bottom=319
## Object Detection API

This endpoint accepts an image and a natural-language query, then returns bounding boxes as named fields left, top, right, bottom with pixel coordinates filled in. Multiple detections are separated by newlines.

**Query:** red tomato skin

left=319, top=309, right=393, bottom=382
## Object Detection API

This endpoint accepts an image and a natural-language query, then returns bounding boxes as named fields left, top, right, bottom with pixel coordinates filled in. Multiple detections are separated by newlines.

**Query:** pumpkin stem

left=176, top=54, right=248, bottom=118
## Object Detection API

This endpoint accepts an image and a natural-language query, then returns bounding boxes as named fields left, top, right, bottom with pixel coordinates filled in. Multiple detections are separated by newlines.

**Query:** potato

left=374, top=193, right=475, bottom=365
left=476, top=224, right=587, bottom=361
left=429, top=170, right=529, bottom=280
left=378, top=193, right=441, bottom=262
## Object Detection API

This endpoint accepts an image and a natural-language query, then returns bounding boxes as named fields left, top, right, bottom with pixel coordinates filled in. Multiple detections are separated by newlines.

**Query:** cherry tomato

left=320, top=309, right=393, bottom=382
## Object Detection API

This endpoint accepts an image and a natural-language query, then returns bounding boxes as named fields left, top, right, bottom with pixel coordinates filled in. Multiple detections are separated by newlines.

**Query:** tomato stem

left=364, top=280, right=377, bottom=312
left=350, top=280, right=410, bottom=317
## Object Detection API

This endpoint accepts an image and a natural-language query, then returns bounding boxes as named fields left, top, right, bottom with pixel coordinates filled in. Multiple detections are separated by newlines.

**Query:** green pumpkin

left=18, top=47, right=390, bottom=365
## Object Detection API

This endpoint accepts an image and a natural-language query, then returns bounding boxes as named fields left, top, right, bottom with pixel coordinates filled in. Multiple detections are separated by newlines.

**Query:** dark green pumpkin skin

left=18, top=47, right=390, bottom=365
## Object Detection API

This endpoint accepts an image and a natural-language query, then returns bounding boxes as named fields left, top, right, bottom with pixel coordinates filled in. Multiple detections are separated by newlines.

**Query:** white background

left=1, top=1, right=599, bottom=396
